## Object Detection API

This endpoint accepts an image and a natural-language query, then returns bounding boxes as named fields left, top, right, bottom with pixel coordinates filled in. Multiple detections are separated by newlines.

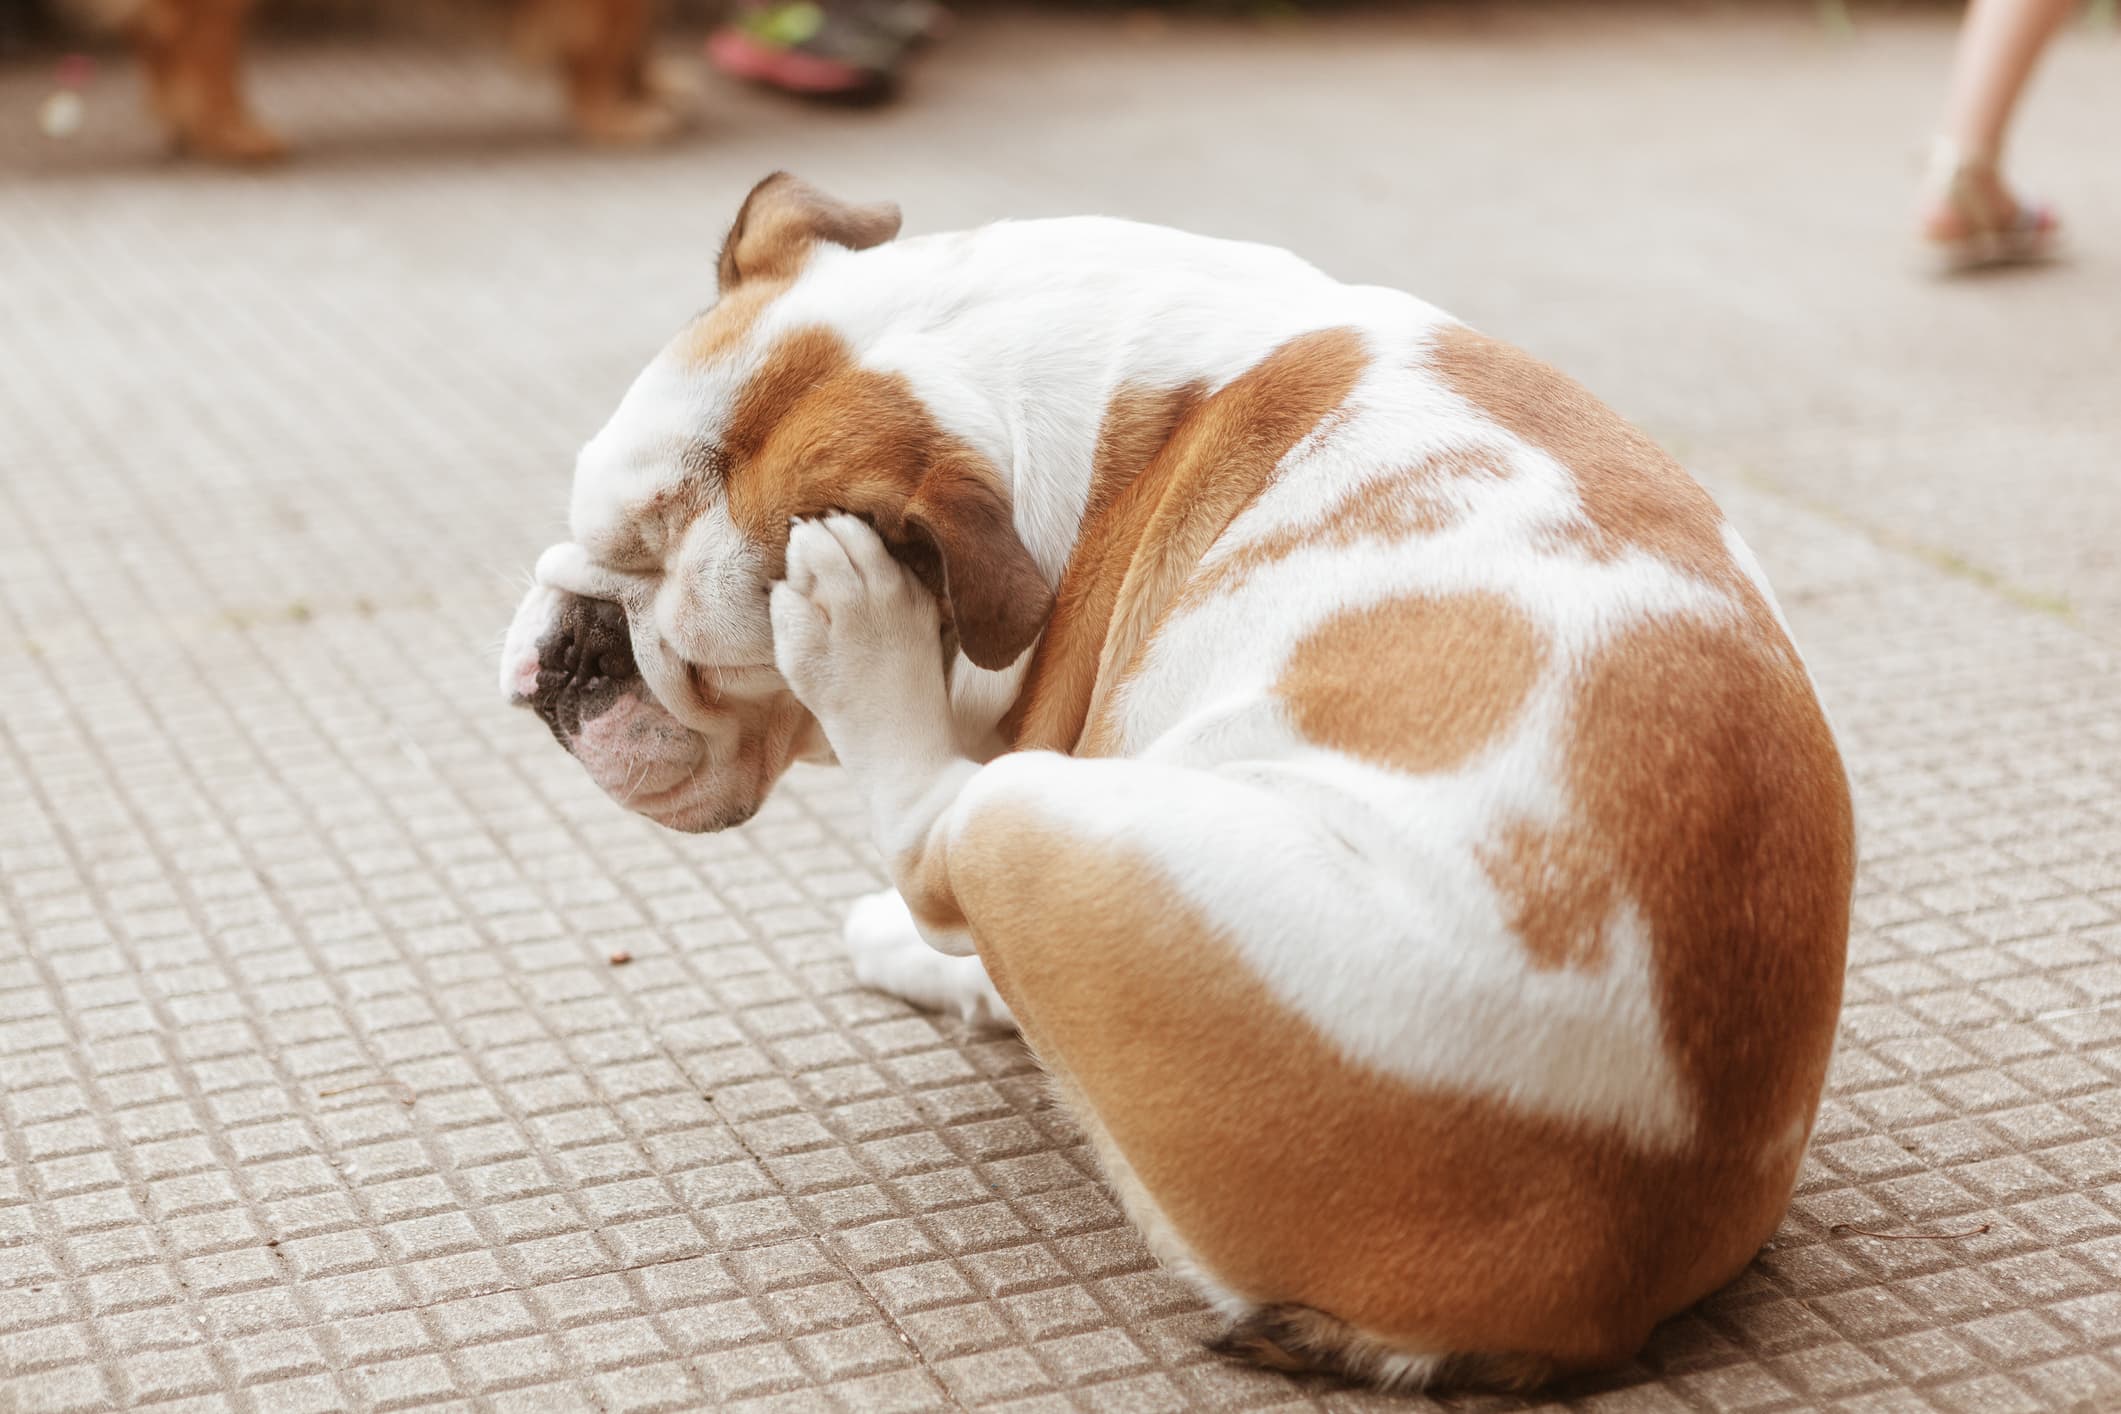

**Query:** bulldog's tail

left=1214, top=1304, right=1556, bottom=1393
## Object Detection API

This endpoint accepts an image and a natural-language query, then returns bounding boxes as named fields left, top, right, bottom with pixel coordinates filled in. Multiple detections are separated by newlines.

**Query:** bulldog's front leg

left=771, top=516, right=1011, bottom=1025
left=770, top=515, right=971, bottom=832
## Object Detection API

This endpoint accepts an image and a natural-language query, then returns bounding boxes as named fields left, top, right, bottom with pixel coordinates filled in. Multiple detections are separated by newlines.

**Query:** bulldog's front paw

left=770, top=515, right=956, bottom=777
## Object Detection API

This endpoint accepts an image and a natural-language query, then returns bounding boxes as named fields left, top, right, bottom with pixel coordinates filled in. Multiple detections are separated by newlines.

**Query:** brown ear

left=719, top=172, right=902, bottom=292
left=898, top=452, right=1054, bottom=671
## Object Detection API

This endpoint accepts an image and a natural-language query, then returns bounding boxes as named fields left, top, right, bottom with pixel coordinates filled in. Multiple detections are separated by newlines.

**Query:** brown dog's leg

left=138, top=0, right=286, bottom=161
left=549, top=0, right=684, bottom=144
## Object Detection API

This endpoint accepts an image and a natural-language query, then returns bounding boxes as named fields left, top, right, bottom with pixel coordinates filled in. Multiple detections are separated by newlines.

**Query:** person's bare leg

left=1926, top=0, right=2075, bottom=243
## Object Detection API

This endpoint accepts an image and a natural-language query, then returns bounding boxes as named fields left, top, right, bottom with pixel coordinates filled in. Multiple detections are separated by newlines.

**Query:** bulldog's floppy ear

left=718, top=172, right=902, bottom=292
left=896, top=452, right=1053, bottom=671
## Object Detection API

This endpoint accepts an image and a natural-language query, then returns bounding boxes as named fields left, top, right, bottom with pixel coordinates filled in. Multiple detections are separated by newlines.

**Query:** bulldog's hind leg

left=888, top=751, right=1557, bottom=1392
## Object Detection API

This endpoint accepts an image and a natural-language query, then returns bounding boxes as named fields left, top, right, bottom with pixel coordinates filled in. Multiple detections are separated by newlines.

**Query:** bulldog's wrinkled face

left=499, top=173, right=1051, bottom=832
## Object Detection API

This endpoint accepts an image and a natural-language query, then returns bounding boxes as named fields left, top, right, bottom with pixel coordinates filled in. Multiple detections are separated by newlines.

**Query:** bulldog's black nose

left=531, top=595, right=639, bottom=745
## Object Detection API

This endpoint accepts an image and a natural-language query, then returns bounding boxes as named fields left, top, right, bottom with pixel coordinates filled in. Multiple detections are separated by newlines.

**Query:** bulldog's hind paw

left=845, top=888, right=1014, bottom=1028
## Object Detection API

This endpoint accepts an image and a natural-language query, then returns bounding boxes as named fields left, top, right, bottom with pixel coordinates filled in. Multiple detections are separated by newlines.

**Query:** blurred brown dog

left=77, top=0, right=679, bottom=160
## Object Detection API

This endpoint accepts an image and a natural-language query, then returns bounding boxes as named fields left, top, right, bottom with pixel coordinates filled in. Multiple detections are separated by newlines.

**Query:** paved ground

left=2, top=5, right=2118, bottom=1412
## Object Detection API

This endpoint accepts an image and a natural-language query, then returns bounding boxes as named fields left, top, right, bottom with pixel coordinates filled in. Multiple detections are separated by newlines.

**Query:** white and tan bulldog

left=500, top=173, right=1855, bottom=1389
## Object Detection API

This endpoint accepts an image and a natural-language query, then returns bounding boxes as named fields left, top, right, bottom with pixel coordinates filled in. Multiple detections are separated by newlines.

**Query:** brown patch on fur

left=678, top=277, right=794, bottom=365
left=1088, top=383, right=1209, bottom=525
left=718, top=326, right=1051, bottom=669
left=1278, top=593, right=1544, bottom=776
left=718, top=172, right=902, bottom=292
left=1428, top=326, right=1744, bottom=593
left=1477, top=820, right=1619, bottom=972
left=720, top=327, right=864, bottom=494
left=1569, top=615, right=1853, bottom=1152
left=1181, top=449, right=1500, bottom=610
left=1005, top=329, right=1368, bottom=754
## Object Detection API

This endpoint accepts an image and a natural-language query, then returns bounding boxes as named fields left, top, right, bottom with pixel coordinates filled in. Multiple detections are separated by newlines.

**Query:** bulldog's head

left=500, top=173, right=1052, bottom=831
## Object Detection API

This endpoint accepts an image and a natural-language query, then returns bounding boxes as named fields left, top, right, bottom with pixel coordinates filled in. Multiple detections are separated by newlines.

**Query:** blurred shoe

left=707, top=0, right=948, bottom=104
left=1922, top=138, right=2060, bottom=274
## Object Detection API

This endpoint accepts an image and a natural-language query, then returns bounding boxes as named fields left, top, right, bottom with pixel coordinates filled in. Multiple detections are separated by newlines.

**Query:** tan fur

left=1088, top=384, right=1209, bottom=525
left=111, top=0, right=677, bottom=161
left=1276, top=592, right=1545, bottom=776
left=1077, top=328, right=1370, bottom=754
left=1567, top=615, right=1852, bottom=1155
left=1179, top=449, right=1498, bottom=610
left=1427, top=326, right=1749, bottom=599
left=1003, top=328, right=1369, bottom=754
left=1477, top=819, right=1619, bottom=973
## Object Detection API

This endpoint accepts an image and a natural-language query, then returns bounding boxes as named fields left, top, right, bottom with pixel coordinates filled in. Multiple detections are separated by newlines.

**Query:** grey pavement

left=1, top=5, right=2118, bottom=1412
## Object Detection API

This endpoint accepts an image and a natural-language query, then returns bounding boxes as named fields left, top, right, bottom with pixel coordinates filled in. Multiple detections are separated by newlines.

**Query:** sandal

left=707, top=0, right=948, bottom=105
left=1922, top=138, right=2061, bottom=274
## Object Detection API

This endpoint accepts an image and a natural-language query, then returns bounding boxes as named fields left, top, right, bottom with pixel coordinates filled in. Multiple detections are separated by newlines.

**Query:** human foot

left=1922, top=140, right=2060, bottom=272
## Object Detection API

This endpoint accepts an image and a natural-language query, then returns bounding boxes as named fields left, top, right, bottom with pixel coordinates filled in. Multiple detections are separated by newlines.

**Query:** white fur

left=499, top=583, right=562, bottom=702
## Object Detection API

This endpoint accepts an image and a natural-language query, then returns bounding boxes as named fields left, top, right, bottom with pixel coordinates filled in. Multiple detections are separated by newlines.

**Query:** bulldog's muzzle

left=501, top=582, right=721, bottom=823
left=526, top=593, right=638, bottom=749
